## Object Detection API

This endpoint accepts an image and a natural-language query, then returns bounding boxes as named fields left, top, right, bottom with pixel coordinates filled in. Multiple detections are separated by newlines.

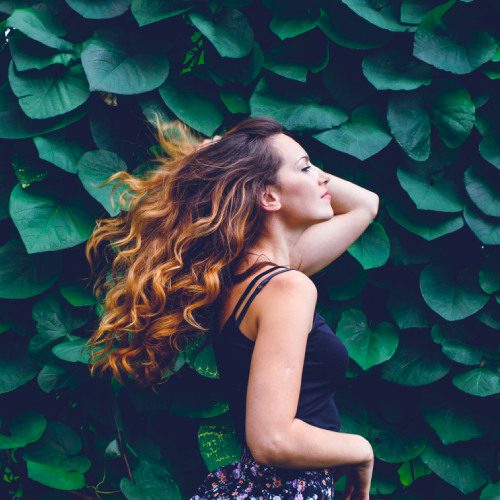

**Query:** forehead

left=270, top=133, right=307, bottom=165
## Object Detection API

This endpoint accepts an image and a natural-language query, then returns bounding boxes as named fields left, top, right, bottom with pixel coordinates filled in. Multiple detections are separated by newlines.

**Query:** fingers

left=199, top=135, right=222, bottom=149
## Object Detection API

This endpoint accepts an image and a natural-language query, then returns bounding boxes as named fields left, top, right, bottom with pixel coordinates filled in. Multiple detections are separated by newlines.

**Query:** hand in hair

left=198, top=135, right=222, bottom=149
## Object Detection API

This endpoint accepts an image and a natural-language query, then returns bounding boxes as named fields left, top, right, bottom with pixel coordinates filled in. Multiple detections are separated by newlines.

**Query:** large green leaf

left=26, top=461, right=85, bottom=490
left=0, top=83, right=87, bottom=139
left=188, top=6, right=254, bottom=58
left=347, top=221, right=390, bottom=269
left=33, top=130, right=85, bottom=174
left=9, top=183, right=96, bottom=253
left=463, top=201, right=500, bottom=245
left=430, top=84, right=475, bottom=148
left=464, top=163, right=500, bottom=217
left=120, top=460, right=181, bottom=499
left=250, top=75, right=348, bottom=132
left=396, top=164, right=463, bottom=213
left=6, top=7, right=74, bottom=52
left=380, top=339, right=451, bottom=386
left=0, top=411, right=46, bottom=449
left=158, top=74, right=225, bottom=137
left=8, top=31, right=76, bottom=71
left=419, top=262, right=489, bottom=321
left=312, top=105, right=392, bottom=160
left=420, top=441, right=490, bottom=494
left=336, top=308, right=399, bottom=370
left=23, top=420, right=90, bottom=490
left=387, top=91, right=430, bottom=161
left=0, top=340, right=38, bottom=394
left=81, top=29, right=170, bottom=94
left=318, top=4, right=393, bottom=50
left=76, top=150, right=128, bottom=216
left=370, top=424, right=427, bottom=463
left=413, top=1, right=497, bottom=74
left=65, top=0, right=131, bottom=19
left=421, top=395, right=488, bottom=445
left=52, top=338, right=90, bottom=363
left=362, top=46, right=432, bottom=91
left=0, top=238, right=61, bottom=299
left=198, top=418, right=241, bottom=471
left=131, top=0, right=192, bottom=27
left=452, top=368, right=500, bottom=397
left=8, top=61, right=90, bottom=119
left=386, top=199, right=464, bottom=240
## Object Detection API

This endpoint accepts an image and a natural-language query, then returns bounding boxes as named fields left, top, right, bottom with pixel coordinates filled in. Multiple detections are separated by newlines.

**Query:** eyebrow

left=295, top=154, right=309, bottom=165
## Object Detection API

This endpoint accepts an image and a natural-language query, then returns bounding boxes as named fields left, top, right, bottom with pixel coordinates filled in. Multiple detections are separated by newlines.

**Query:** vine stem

left=111, top=395, right=134, bottom=483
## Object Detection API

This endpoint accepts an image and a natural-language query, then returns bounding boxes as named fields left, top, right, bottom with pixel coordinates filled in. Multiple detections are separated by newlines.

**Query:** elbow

left=368, top=194, right=379, bottom=219
left=248, top=433, right=288, bottom=467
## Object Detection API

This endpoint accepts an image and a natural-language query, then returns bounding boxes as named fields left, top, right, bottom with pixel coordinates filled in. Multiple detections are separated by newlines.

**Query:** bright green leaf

left=81, top=29, right=170, bottom=94
left=312, top=105, right=392, bottom=160
left=9, top=183, right=95, bottom=253
left=8, top=61, right=90, bottom=119
left=188, top=6, right=254, bottom=58
left=347, top=221, right=390, bottom=269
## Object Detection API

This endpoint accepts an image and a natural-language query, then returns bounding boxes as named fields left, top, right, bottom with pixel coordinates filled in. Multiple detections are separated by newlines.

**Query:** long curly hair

left=84, top=115, right=296, bottom=388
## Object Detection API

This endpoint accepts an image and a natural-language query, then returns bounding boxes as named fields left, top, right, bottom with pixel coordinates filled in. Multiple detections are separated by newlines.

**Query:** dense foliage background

left=0, top=0, right=499, bottom=498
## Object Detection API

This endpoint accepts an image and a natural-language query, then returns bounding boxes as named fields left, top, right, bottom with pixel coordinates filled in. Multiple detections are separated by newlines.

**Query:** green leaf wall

left=0, top=0, right=498, bottom=498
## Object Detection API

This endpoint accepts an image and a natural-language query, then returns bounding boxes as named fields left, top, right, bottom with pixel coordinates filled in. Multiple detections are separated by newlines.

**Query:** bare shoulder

left=254, top=269, right=317, bottom=330
left=265, top=269, right=317, bottom=296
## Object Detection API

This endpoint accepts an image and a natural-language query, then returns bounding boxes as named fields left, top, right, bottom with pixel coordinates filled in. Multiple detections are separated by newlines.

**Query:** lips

left=321, top=191, right=329, bottom=198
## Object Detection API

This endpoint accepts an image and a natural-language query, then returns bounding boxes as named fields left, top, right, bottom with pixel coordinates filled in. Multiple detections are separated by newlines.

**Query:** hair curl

left=84, top=115, right=296, bottom=388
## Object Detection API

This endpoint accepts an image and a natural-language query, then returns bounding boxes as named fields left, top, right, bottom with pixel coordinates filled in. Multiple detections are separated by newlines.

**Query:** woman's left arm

left=290, top=170, right=379, bottom=277
left=323, top=171, right=379, bottom=216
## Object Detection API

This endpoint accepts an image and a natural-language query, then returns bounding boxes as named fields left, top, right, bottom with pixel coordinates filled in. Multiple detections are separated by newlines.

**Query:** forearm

left=324, top=172, right=379, bottom=216
left=264, top=418, right=373, bottom=470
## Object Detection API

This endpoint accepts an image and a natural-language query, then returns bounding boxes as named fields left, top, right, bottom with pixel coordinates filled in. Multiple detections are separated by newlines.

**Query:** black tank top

left=213, top=265, right=349, bottom=447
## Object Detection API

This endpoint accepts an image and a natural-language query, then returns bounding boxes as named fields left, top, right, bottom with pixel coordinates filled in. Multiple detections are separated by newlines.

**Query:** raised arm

left=245, top=270, right=373, bottom=469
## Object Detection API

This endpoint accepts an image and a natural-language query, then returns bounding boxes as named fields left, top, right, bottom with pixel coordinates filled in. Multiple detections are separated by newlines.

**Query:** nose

left=318, top=169, right=330, bottom=185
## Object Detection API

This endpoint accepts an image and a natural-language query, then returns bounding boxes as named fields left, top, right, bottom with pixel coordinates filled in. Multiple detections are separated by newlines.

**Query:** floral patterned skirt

left=190, top=444, right=335, bottom=499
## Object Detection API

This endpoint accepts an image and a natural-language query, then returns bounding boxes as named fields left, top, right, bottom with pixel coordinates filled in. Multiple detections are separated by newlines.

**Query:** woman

left=85, top=116, right=377, bottom=499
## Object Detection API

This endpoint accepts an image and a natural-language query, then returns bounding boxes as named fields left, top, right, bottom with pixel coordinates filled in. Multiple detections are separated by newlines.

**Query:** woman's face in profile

left=264, top=133, right=333, bottom=227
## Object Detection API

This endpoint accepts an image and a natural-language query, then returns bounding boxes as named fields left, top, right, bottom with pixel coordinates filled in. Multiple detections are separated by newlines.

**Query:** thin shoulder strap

left=231, top=265, right=283, bottom=322
left=234, top=266, right=292, bottom=328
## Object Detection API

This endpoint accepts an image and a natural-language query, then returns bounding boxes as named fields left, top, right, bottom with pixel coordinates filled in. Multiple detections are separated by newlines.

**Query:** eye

left=302, top=164, right=312, bottom=172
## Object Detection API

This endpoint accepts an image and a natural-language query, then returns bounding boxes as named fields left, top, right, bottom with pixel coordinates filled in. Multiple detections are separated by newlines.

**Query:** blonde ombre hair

left=84, top=116, right=291, bottom=388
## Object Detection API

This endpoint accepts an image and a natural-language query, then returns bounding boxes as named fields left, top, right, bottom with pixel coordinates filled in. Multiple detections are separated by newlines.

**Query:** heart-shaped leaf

left=420, top=262, right=489, bottom=321
left=336, top=308, right=399, bottom=370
